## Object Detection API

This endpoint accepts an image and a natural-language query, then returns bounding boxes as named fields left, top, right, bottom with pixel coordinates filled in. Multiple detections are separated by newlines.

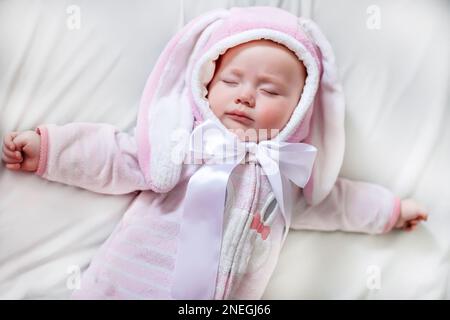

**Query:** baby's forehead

left=214, top=39, right=305, bottom=77
left=222, top=39, right=296, bottom=58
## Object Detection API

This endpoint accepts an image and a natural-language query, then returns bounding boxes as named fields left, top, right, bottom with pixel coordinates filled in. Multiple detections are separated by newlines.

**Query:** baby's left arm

left=291, top=177, right=428, bottom=234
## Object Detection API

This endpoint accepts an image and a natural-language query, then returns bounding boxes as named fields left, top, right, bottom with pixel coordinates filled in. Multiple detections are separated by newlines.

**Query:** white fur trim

left=191, top=28, right=320, bottom=142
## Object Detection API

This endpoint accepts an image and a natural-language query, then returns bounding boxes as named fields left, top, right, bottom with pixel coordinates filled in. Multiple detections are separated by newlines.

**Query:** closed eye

left=222, top=80, right=238, bottom=85
left=262, top=89, right=279, bottom=96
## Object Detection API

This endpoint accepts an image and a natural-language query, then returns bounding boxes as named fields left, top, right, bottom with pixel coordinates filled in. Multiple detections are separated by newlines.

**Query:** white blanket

left=0, top=0, right=448, bottom=299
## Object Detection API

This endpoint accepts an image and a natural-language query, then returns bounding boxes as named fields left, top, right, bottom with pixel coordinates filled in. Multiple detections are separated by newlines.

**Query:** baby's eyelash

left=262, top=89, right=279, bottom=95
left=222, top=80, right=238, bottom=85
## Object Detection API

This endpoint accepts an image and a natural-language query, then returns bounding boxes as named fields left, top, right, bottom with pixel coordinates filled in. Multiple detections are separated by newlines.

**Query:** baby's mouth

left=225, top=111, right=254, bottom=125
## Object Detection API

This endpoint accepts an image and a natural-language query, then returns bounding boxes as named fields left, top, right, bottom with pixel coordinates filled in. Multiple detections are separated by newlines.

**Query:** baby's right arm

left=2, top=130, right=41, bottom=172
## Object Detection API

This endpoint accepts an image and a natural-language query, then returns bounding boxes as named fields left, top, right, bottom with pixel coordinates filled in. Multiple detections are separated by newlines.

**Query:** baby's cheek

left=256, top=104, right=290, bottom=130
left=208, top=86, right=229, bottom=117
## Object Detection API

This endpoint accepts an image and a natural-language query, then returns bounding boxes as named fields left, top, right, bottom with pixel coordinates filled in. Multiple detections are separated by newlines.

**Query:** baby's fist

left=2, top=130, right=41, bottom=172
left=395, top=198, right=428, bottom=232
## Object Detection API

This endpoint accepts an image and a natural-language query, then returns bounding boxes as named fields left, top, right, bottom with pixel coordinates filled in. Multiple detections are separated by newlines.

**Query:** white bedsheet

left=0, top=0, right=448, bottom=299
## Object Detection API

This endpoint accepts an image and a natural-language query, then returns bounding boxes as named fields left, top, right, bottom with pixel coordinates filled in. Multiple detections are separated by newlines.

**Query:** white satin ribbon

left=171, top=119, right=317, bottom=300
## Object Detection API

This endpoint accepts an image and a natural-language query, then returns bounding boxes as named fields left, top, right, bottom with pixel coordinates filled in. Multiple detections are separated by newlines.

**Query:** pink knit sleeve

left=35, top=126, right=49, bottom=177
left=291, top=177, right=401, bottom=235
left=33, top=122, right=155, bottom=195
left=382, top=196, right=402, bottom=233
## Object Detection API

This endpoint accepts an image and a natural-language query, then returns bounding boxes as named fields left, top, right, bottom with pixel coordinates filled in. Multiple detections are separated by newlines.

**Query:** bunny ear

left=136, top=9, right=229, bottom=193
left=299, top=17, right=346, bottom=206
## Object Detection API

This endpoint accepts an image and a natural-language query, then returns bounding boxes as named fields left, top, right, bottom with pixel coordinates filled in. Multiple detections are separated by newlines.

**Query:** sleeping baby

left=1, top=7, right=428, bottom=299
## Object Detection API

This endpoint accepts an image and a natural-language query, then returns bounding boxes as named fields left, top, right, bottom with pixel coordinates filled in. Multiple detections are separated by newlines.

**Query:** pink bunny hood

left=136, top=6, right=345, bottom=206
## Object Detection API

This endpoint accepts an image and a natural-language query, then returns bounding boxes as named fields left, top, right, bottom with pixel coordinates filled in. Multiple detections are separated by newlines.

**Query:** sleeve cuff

left=35, top=126, right=49, bottom=177
left=383, top=196, right=402, bottom=233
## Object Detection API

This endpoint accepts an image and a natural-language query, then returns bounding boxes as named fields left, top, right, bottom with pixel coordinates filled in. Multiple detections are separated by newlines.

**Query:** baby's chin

left=220, top=118, right=278, bottom=143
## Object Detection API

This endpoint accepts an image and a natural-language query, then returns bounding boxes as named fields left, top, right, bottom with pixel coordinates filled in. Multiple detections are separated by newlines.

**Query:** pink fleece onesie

left=34, top=123, right=399, bottom=299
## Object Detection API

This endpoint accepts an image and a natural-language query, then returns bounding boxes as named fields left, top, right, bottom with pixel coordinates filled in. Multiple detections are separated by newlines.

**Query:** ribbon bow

left=171, top=120, right=317, bottom=299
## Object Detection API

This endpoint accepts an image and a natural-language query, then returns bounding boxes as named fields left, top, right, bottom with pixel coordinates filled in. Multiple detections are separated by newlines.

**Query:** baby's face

left=207, top=40, right=306, bottom=142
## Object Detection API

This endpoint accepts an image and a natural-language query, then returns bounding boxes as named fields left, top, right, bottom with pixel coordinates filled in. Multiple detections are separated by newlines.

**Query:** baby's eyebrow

left=227, top=68, right=285, bottom=86
left=257, top=74, right=285, bottom=86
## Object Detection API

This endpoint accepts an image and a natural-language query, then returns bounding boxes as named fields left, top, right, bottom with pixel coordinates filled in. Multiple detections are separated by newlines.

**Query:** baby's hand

left=2, top=131, right=41, bottom=172
left=395, top=198, right=428, bottom=232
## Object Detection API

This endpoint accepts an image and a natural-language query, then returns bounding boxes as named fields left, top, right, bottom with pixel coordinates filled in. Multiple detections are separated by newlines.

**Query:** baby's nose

left=234, top=88, right=255, bottom=107
left=235, top=97, right=254, bottom=107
